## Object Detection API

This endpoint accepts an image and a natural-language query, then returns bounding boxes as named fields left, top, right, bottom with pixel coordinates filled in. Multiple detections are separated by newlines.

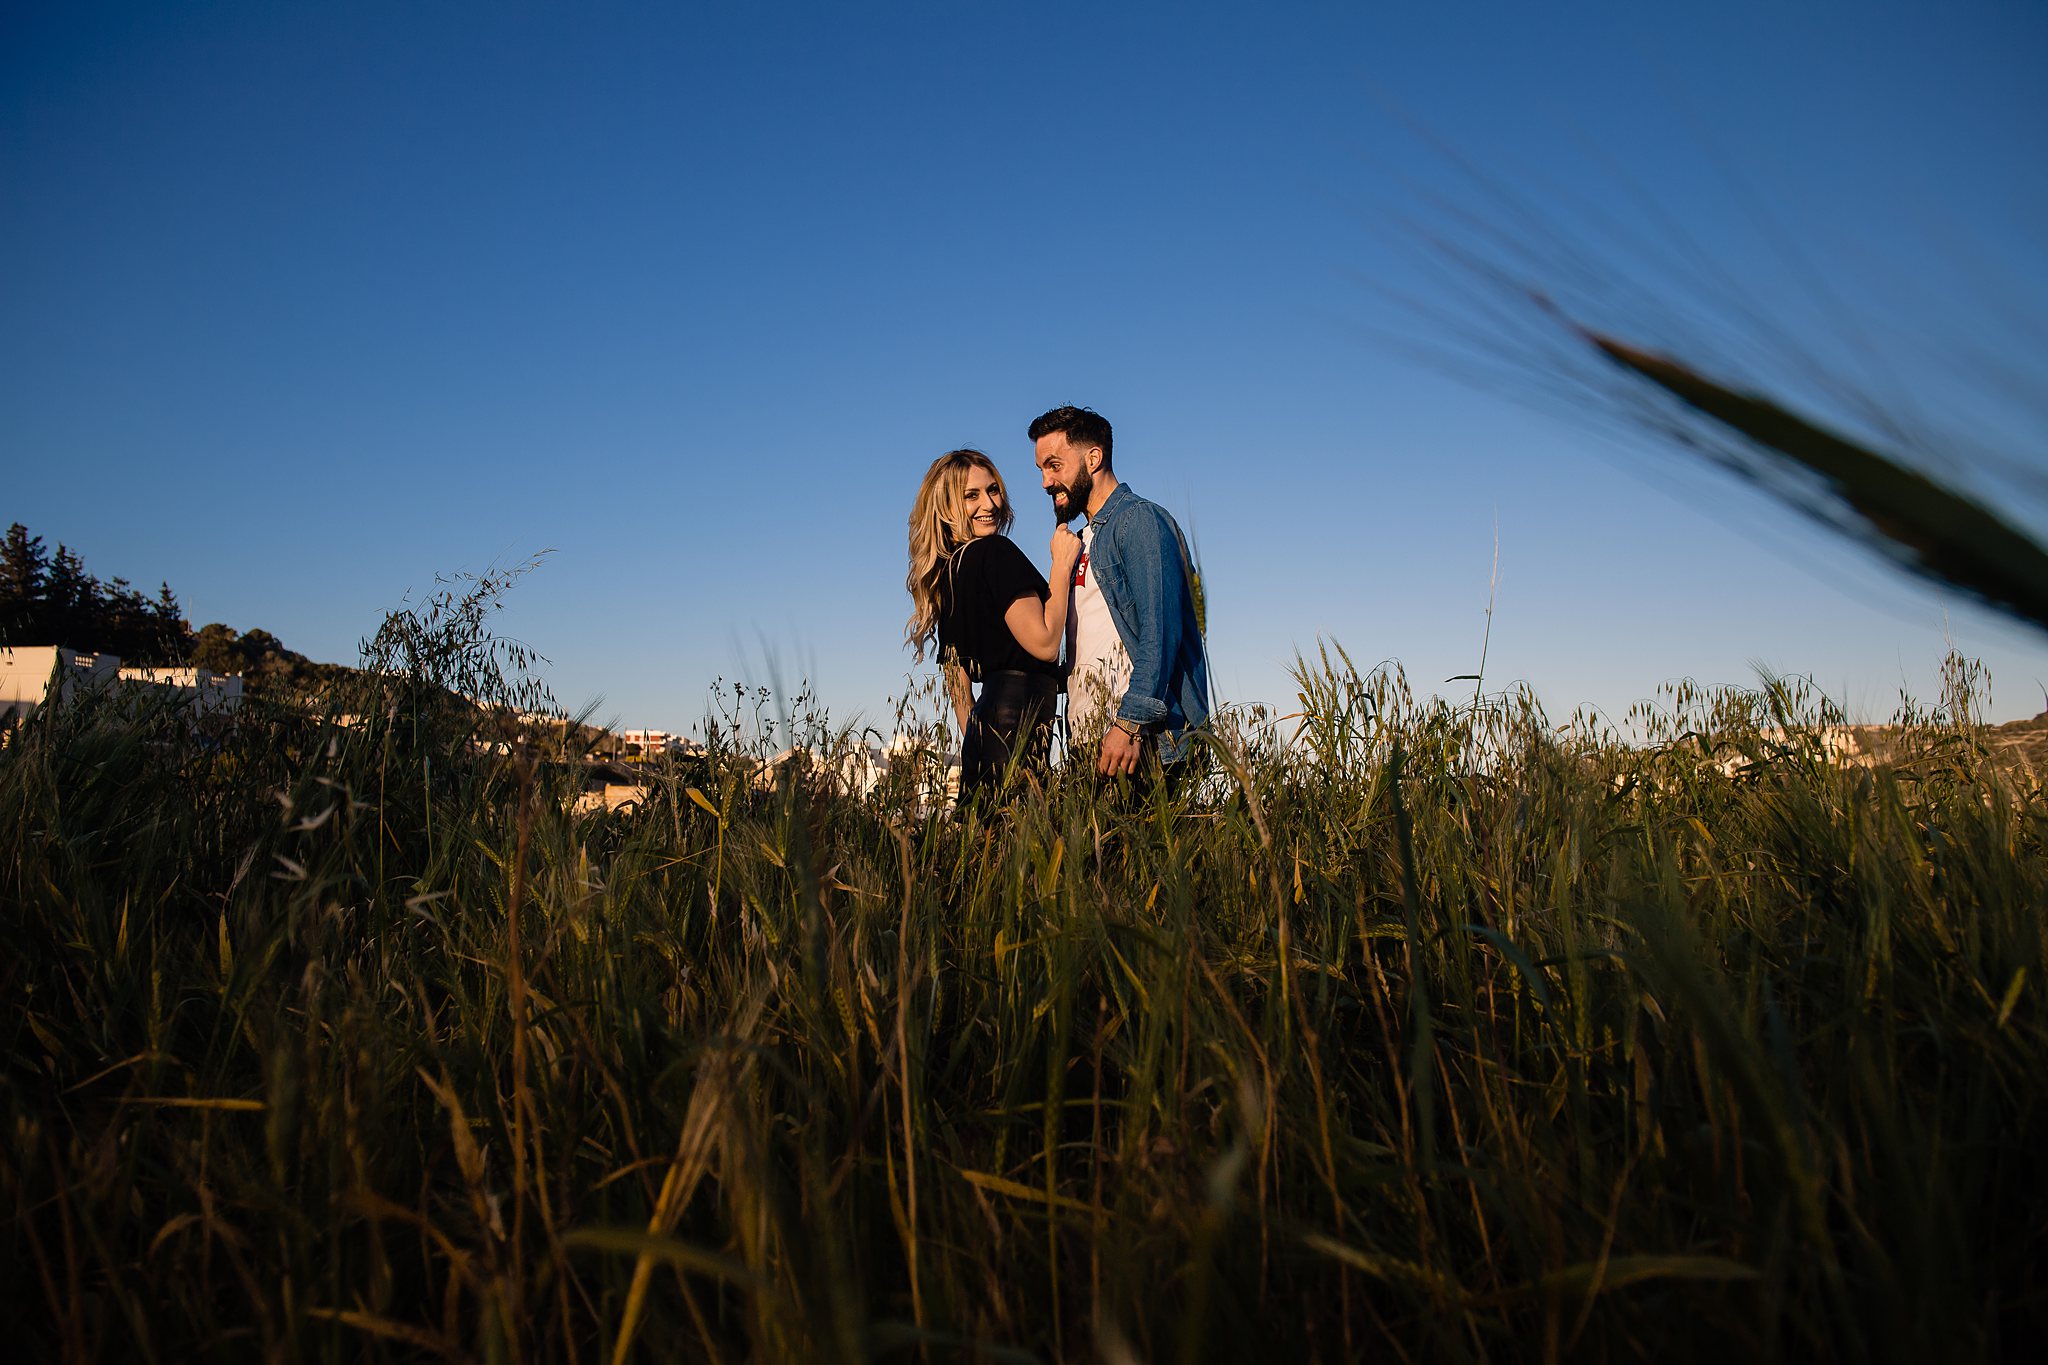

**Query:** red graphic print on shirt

left=1072, top=547, right=1088, bottom=587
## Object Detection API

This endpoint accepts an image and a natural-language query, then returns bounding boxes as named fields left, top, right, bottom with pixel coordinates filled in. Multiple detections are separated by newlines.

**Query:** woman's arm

left=943, top=661, right=973, bottom=736
left=1004, top=527, right=1082, bottom=663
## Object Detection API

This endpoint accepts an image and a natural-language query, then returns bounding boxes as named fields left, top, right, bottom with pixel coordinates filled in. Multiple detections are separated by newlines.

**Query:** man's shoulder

left=1101, top=485, right=1179, bottom=542
left=1101, top=481, right=1149, bottom=514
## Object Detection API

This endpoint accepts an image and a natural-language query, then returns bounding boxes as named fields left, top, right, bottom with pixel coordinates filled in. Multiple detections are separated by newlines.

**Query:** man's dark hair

left=1027, top=406, right=1113, bottom=468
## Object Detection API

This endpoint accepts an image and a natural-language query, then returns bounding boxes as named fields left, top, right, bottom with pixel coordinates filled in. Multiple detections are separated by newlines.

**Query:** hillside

left=1, top=522, right=628, bottom=758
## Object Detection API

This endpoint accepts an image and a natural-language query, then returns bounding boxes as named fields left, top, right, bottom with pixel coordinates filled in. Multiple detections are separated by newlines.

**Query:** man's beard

left=1050, top=466, right=1094, bottom=525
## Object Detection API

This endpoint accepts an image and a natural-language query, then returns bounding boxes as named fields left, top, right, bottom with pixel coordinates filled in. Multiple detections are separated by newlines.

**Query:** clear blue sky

left=7, top=1, right=2046, bottom=733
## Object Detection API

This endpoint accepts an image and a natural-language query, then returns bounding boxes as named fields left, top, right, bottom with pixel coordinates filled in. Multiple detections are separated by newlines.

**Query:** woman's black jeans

left=960, top=670, right=1058, bottom=795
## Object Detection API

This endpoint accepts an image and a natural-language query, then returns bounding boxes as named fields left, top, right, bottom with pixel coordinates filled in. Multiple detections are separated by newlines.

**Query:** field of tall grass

left=4, top=582, right=2043, bottom=1363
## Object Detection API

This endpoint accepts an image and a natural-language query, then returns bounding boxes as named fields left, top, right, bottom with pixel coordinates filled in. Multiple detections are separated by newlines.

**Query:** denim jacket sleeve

left=1106, top=500, right=1187, bottom=728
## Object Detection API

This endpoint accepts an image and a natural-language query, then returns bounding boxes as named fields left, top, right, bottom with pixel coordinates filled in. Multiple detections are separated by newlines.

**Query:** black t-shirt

left=936, top=536, right=1059, bottom=682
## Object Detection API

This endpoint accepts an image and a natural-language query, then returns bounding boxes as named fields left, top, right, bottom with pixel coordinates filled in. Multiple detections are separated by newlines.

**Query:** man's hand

left=1097, top=724, right=1144, bottom=777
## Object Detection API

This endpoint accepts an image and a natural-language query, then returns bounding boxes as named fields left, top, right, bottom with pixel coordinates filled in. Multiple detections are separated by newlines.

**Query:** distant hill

left=1984, top=711, right=2048, bottom=779
left=1, top=521, right=626, bottom=757
left=1780, top=711, right=2048, bottom=786
left=187, top=622, right=355, bottom=698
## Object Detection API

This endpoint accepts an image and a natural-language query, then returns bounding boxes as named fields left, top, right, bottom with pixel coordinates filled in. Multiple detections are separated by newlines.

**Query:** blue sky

left=6, top=1, right=2046, bottom=733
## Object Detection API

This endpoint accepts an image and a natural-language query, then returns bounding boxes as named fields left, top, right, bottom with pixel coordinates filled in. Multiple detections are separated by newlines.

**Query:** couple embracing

left=905, top=405, right=1210, bottom=798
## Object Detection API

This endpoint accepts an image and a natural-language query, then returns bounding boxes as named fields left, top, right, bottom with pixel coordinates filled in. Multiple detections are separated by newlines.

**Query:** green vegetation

left=4, top=577, right=2043, bottom=1362
left=2, top=523, right=194, bottom=664
left=1, top=519, right=353, bottom=699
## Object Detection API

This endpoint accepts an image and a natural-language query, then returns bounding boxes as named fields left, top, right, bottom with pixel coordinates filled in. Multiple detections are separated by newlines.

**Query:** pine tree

left=151, top=583, right=195, bottom=662
left=43, top=545, right=100, bottom=652
left=0, top=523, right=50, bottom=644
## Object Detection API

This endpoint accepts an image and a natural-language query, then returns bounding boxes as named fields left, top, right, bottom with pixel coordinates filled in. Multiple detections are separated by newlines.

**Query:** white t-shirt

left=1064, top=522, right=1132, bottom=747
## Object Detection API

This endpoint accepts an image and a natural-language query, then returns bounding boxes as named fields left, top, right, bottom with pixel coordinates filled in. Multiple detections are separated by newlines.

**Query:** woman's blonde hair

left=906, top=448, right=1013, bottom=659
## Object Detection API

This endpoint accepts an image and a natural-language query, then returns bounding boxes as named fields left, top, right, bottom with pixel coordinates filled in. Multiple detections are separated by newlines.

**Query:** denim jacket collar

left=1088, top=480, right=1140, bottom=533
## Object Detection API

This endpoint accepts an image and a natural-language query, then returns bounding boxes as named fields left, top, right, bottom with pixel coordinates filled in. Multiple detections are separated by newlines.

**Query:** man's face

left=1035, top=433, right=1096, bottom=525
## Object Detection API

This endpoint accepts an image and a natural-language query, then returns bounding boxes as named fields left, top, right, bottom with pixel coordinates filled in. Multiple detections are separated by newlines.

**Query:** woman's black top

left=936, top=536, right=1060, bottom=683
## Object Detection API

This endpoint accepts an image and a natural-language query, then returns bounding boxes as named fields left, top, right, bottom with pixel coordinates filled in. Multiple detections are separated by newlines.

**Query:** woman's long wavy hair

left=906, top=448, right=1013, bottom=660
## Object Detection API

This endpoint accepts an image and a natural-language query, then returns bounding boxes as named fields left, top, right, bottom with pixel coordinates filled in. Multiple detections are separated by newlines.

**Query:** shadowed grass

left=2, top=614, right=2044, bottom=1361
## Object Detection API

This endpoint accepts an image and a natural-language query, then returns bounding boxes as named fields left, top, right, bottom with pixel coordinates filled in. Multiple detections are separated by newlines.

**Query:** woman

left=906, top=448, right=1081, bottom=794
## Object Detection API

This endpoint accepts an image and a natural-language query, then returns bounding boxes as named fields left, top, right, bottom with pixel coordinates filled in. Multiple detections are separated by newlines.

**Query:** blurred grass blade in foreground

left=1582, top=330, right=2048, bottom=633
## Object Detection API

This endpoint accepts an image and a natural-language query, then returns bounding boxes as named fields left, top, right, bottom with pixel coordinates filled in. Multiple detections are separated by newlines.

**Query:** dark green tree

left=42, top=545, right=99, bottom=651
left=101, top=576, right=149, bottom=657
left=191, top=622, right=243, bottom=674
left=0, top=523, right=50, bottom=644
left=0, top=524, right=196, bottom=660
left=150, top=583, right=195, bottom=662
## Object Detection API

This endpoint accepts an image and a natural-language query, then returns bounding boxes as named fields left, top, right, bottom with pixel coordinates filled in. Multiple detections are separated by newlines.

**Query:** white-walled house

left=620, top=729, right=702, bottom=758
left=1711, top=725, right=1875, bottom=778
left=573, top=759, right=651, bottom=813
left=1, top=646, right=242, bottom=727
left=118, top=665, right=243, bottom=716
left=1, top=646, right=121, bottom=725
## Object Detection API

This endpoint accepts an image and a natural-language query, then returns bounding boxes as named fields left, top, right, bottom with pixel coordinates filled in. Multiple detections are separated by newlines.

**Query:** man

left=1030, top=405, right=1210, bottom=781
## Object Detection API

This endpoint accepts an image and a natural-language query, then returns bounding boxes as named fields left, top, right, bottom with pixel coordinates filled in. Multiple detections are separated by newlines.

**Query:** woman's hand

left=1008, top=527, right=1083, bottom=664
left=1050, top=526, right=1082, bottom=580
left=943, top=662, right=973, bottom=738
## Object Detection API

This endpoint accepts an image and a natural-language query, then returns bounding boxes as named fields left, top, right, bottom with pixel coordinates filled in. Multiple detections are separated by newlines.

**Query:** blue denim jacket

left=1085, top=482, right=1211, bottom=763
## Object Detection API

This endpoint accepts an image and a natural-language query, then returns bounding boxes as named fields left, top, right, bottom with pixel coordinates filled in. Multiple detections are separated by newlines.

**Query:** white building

left=573, top=759, right=651, bottom=814
left=118, top=665, right=243, bottom=716
left=620, top=728, right=702, bottom=758
left=1, top=647, right=243, bottom=728
left=1711, top=725, right=1873, bottom=778
left=855, top=734, right=963, bottom=805
left=1, top=646, right=122, bottom=725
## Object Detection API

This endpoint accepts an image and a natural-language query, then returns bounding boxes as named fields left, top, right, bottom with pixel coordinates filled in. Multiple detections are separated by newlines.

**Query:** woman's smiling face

left=962, top=465, right=1004, bottom=538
